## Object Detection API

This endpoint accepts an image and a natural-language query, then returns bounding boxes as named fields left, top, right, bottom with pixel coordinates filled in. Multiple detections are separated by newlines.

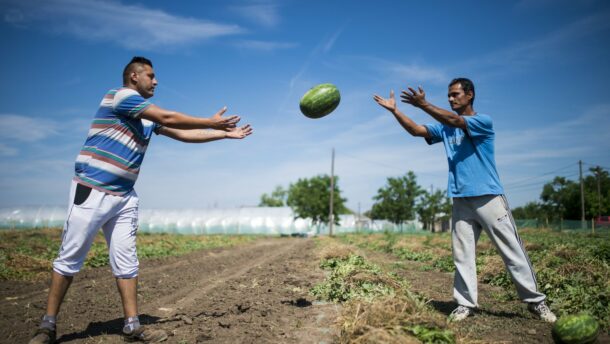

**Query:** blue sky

left=0, top=0, right=609, bottom=212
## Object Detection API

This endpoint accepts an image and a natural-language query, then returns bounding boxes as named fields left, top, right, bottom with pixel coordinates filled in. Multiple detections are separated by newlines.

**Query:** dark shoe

left=123, top=326, right=168, bottom=343
left=28, top=328, right=56, bottom=344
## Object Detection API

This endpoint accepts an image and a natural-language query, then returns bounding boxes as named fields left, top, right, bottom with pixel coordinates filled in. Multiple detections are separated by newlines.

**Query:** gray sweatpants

left=451, top=194, right=546, bottom=308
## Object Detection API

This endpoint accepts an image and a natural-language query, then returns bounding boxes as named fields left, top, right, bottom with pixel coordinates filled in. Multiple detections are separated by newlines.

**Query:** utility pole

left=594, top=166, right=602, bottom=219
left=357, top=202, right=361, bottom=233
left=579, top=160, right=585, bottom=229
left=329, top=148, right=335, bottom=237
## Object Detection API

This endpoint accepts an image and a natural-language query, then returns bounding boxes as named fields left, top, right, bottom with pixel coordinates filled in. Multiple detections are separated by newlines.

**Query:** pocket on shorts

left=74, top=183, right=93, bottom=206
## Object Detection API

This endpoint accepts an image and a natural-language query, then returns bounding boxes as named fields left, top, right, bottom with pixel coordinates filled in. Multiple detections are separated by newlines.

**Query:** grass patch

left=0, top=227, right=257, bottom=281
left=338, top=229, right=610, bottom=329
left=311, top=254, right=399, bottom=302
left=312, top=241, right=454, bottom=343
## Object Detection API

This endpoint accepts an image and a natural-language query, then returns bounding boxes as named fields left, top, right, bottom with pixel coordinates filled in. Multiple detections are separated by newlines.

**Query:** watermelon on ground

left=552, top=314, right=599, bottom=344
left=299, top=83, right=340, bottom=119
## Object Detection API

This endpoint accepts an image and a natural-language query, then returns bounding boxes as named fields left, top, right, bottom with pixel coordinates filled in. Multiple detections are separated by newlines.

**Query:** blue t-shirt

left=424, top=114, right=504, bottom=197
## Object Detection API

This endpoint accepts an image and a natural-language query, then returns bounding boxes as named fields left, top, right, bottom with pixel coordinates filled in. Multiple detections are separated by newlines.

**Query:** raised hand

left=400, top=86, right=427, bottom=108
left=225, top=124, right=253, bottom=139
left=210, top=106, right=240, bottom=130
left=373, top=90, right=397, bottom=112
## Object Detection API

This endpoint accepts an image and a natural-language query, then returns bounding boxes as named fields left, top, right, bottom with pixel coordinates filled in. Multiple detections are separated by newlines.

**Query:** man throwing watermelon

left=29, top=56, right=253, bottom=344
left=373, top=78, right=556, bottom=323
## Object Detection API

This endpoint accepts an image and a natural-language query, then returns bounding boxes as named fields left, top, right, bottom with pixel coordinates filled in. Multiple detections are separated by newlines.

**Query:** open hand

left=211, top=106, right=240, bottom=130
left=225, top=124, right=253, bottom=139
left=400, top=86, right=427, bottom=108
left=373, top=90, right=397, bottom=112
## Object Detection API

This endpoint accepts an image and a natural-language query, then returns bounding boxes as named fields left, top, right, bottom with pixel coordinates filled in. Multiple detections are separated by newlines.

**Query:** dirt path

left=0, top=238, right=340, bottom=344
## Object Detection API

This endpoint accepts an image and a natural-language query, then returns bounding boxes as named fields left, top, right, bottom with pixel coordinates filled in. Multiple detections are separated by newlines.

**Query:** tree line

left=259, top=171, right=451, bottom=231
left=259, top=166, right=608, bottom=229
left=512, top=166, right=610, bottom=222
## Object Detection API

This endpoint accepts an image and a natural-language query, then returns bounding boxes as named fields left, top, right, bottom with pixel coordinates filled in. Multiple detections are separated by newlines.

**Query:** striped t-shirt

left=73, top=87, right=161, bottom=195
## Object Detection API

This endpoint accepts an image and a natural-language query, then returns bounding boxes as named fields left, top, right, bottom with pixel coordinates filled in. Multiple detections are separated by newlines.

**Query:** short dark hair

left=449, top=77, right=475, bottom=105
left=122, top=56, right=153, bottom=85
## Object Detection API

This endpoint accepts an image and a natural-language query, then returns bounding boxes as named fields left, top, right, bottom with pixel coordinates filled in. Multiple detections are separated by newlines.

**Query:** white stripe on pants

left=53, top=180, right=140, bottom=278
left=451, top=194, right=545, bottom=308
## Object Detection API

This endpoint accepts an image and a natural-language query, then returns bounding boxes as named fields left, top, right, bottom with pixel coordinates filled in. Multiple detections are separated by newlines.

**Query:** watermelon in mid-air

left=299, top=83, right=340, bottom=119
left=552, top=314, right=599, bottom=344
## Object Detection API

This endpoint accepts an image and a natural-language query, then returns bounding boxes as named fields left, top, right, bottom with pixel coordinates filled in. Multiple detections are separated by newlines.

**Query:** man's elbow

left=411, top=126, right=428, bottom=137
left=156, top=112, right=179, bottom=127
left=449, top=117, right=466, bottom=129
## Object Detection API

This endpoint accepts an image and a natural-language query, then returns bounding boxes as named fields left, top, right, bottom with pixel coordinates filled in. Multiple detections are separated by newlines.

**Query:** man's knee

left=52, top=260, right=82, bottom=277
left=113, top=268, right=139, bottom=279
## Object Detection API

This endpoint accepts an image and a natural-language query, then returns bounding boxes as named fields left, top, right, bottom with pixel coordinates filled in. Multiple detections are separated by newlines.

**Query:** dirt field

left=2, top=236, right=608, bottom=344
left=1, top=238, right=340, bottom=344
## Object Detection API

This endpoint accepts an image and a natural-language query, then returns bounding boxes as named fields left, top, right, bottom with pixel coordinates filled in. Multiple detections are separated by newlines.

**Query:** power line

left=505, top=172, right=579, bottom=191
left=505, top=172, right=579, bottom=189
left=503, top=162, right=576, bottom=188
left=582, top=162, right=610, bottom=171
left=505, top=184, right=549, bottom=193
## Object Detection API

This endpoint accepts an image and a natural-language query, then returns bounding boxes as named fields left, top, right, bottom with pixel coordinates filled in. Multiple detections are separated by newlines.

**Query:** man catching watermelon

left=373, top=78, right=557, bottom=323
left=29, top=56, right=253, bottom=344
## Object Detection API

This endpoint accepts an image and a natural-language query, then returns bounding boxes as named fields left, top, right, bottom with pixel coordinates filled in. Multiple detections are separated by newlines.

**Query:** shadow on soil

left=280, top=297, right=313, bottom=308
left=55, top=314, right=162, bottom=343
left=428, top=300, right=457, bottom=316
left=428, top=299, right=524, bottom=320
left=477, top=307, right=524, bottom=319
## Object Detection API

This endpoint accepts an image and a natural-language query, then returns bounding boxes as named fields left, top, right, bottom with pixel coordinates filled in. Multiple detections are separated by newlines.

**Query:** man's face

left=133, top=65, right=157, bottom=99
left=447, top=83, right=472, bottom=112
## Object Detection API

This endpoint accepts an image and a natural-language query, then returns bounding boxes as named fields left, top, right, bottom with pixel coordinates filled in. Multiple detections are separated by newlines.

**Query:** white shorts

left=53, top=180, right=140, bottom=278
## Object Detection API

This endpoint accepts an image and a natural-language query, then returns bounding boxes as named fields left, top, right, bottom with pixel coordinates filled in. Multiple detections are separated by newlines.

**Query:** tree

left=538, top=167, right=610, bottom=221
left=512, top=201, right=555, bottom=226
left=370, top=171, right=423, bottom=228
left=286, top=175, right=348, bottom=227
left=512, top=201, right=546, bottom=220
left=512, top=166, right=610, bottom=224
left=584, top=166, right=610, bottom=218
left=259, top=185, right=287, bottom=207
left=417, top=188, right=452, bottom=231
left=540, top=176, right=579, bottom=221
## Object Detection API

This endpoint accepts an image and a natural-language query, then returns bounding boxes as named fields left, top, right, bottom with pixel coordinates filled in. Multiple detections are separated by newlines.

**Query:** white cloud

left=3, top=8, right=24, bottom=24
left=385, top=62, right=448, bottom=84
left=230, top=3, right=280, bottom=28
left=234, top=39, right=297, bottom=51
left=496, top=103, right=610, bottom=165
left=323, top=27, right=344, bottom=53
left=352, top=56, right=448, bottom=85
left=2, top=0, right=243, bottom=50
left=0, top=143, right=18, bottom=156
left=0, top=114, right=59, bottom=142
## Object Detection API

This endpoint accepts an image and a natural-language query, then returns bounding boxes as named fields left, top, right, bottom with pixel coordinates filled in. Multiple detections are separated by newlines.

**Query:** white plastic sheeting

left=0, top=206, right=423, bottom=234
left=0, top=206, right=66, bottom=229
left=139, top=207, right=313, bottom=235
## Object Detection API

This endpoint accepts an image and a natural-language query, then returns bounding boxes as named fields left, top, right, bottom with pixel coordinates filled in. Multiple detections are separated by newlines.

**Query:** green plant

left=311, top=254, right=397, bottom=302
left=406, top=325, right=455, bottom=344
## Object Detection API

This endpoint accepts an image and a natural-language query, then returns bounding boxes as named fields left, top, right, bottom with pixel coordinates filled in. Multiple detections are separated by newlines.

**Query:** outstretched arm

left=373, top=90, right=429, bottom=137
left=158, top=124, right=253, bottom=143
left=140, top=105, right=240, bottom=130
left=400, top=86, right=466, bottom=130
